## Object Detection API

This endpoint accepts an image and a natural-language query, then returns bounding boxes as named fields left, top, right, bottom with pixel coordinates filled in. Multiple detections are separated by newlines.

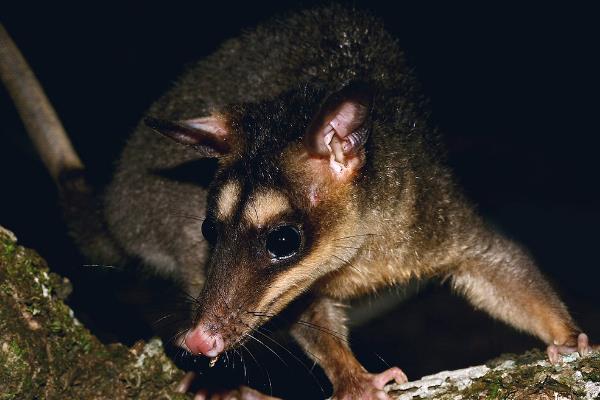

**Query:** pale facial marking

left=254, top=261, right=319, bottom=315
left=243, top=189, right=290, bottom=227
left=217, top=180, right=241, bottom=219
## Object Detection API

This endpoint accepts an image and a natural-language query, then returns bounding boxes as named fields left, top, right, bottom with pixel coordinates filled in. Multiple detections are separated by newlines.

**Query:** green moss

left=577, top=353, right=600, bottom=382
left=460, top=369, right=505, bottom=399
left=454, top=350, right=600, bottom=400
left=488, top=382, right=501, bottom=399
left=8, top=339, right=23, bottom=358
left=486, top=349, right=546, bottom=368
left=3, top=241, right=15, bottom=257
left=49, top=319, right=63, bottom=334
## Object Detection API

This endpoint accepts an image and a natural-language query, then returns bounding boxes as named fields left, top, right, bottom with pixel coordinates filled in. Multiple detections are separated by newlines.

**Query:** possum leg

left=291, top=297, right=407, bottom=400
left=450, top=241, right=594, bottom=363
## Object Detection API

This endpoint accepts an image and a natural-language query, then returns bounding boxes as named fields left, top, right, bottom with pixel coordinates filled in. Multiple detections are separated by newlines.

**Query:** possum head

left=146, top=83, right=373, bottom=357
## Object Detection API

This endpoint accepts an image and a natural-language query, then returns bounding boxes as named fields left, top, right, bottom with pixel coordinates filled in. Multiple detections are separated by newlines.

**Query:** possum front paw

left=546, top=332, right=598, bottom=363
left=191, top=385, right=281, bottom=400
left=332, top=367, right=408, bottom=400
left=176, top=372, right=281, bottom=400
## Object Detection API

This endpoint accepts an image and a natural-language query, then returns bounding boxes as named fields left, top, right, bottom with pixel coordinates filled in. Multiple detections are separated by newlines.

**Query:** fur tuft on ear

left=305, top=85, right=372, bottom=175
left=145, top=114, right=230, bottom=156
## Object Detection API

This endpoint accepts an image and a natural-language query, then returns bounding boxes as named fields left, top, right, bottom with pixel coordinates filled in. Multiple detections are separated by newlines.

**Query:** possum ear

left=144, top=115, right=230, bottom=156
left=304, top=86, right=372, bottom=175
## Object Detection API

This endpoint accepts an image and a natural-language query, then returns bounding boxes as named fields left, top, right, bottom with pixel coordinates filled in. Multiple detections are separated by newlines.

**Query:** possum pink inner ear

left=305, top=87, right=372, bottom=174
left=144, top=114, right=230, bottom=156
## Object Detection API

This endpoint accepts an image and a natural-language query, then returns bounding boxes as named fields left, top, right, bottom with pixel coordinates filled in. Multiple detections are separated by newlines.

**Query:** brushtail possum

left=1, top=5, right=595, bottom=400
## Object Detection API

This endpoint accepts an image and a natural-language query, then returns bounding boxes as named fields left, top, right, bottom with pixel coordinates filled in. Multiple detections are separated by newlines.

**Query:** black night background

left=1, top=2, right=598, bottom=399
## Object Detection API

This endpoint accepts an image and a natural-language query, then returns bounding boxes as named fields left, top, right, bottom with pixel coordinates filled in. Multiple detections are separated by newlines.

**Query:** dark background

left=1, top=2, right=598, bottom=398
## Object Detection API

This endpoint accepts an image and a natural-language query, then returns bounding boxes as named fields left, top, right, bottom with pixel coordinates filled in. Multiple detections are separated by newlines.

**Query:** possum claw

left=176, top=371, right=196, bottom=393
left=578, top=333, right=591, bottom=357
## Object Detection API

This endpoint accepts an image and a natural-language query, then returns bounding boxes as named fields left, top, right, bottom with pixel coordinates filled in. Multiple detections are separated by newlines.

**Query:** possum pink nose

left=184, top=327, right=224, bottom=357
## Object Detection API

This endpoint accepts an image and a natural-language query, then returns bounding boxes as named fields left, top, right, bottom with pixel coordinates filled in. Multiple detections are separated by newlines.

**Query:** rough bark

left=387, top=349, right=600, bottom=399
left=1, top=225, right=598, bottom=399
left=0, top=226, right=187, bottom=400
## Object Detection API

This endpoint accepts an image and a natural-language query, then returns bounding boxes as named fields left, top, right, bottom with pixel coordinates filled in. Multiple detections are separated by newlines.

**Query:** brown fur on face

left=189, top=136, right=372, bottom=351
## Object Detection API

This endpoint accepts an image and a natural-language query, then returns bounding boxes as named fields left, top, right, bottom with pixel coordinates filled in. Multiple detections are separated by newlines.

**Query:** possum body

left=102, top=6, right=592, bottom=399
left=1, top=5, right=592, bottom=400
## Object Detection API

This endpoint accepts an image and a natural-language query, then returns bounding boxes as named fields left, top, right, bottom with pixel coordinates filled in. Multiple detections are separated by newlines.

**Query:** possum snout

left=183, top=324, right=225, bottom=357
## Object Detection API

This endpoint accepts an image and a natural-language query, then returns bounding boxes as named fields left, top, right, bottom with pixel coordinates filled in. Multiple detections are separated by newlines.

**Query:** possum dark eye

left=201, top=218, right=218, bottom=244
left=266, top=225, right=302, bottom=261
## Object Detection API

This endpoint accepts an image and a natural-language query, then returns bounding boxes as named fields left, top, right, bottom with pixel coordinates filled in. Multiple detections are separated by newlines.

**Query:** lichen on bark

left=388, top=349, right=600, bottom=399
left=0, top=226, right=188, bottom=399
